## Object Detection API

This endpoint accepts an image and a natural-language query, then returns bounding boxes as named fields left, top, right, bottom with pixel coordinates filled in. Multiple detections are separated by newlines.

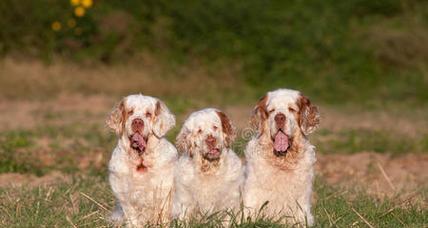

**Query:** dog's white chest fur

left=244, top=138, right=316, bottom=226
left=172, top=150, right=244, bottom=218
left=109, top=139, right=177, bottom=226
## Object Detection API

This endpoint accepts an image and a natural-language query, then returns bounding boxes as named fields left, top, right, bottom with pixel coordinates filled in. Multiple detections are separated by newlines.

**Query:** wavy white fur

left=107, top=94, right=177, bottom=226
left=243, top=89, right=320, bottom=226
left=172, top=108, right=244, bottom=220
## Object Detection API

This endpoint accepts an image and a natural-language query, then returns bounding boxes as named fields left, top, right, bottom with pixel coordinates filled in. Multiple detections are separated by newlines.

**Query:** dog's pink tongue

left=274, top=131, right=289, bottom=152
left=131, top=133, right=146, bottom=151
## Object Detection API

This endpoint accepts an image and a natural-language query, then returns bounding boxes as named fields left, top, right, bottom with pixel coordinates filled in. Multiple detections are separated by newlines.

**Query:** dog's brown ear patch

left=155, top=101, right=162, bottom=116
left=251, top=95, right=269, bottom=130
left=176, top=129, right=192, bottom=157
left=107, top=99, right=126, bottom=135
left=216, top=111, right=235, bottom=148
left=297, top=95, right=320, bottom=135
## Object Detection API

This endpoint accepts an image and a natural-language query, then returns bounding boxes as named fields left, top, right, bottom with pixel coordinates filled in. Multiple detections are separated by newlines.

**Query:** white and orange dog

left=107, top=94, right=177, bottom=226
left=172, top=108, right=244, bottom=219
left=243, top=89, right=320, bottom=226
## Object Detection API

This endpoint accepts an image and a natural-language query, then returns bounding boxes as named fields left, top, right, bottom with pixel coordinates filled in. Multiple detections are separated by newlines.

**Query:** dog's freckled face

left=176, top=109, right=235, bottom=161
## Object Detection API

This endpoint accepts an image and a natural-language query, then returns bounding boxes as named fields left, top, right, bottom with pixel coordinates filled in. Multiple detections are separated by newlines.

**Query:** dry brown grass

left=320, top=107, right=428, bottom=137
left=0, top=56, right=245, bottom=102
left=0, top=171, right=70, bottom=188
left=317, top=152, right=428, bottom=205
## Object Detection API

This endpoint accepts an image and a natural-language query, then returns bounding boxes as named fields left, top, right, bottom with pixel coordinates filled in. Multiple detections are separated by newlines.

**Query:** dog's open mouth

left=130, top=133, right=147, bottom=155
left=273, top=130, right=290, bottom=156
left=204, top=148, right=221, bottom=161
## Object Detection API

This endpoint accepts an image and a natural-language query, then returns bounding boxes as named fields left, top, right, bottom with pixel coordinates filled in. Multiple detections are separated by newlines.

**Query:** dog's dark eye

left=197, top=129, right=202, bottom=134
left=145, top=112, right=152, bottom=118
left=288, top=107, right=297, bottom=112
left=268, top=109, right=275, bottom=113
left=127, top=110, right=134, bottom=115
left=213, top=126, right=218, bottom=131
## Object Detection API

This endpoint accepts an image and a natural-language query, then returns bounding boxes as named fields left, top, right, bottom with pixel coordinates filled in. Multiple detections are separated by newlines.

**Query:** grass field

left=0, top=59, right=427, bottom=227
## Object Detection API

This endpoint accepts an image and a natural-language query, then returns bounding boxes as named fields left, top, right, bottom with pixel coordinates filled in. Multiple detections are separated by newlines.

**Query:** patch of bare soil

left=320, top=108, right=428, bottom=136
left=0, top=57, right=242, bottom=102
left=1, top=84, right=426, bottom=136
left=317, top=152, right=428, bottom=205
left=0, top=94, right=114, bottom=130
left=0, top=171, right=70, bottom=188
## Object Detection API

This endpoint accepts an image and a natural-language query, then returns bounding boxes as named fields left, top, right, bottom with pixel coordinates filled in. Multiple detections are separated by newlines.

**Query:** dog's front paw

left=108, top=204, right=125, bottom=225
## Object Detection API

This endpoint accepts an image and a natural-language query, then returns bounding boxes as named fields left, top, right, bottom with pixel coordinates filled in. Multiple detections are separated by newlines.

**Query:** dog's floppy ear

left=176, top=128, right=192, bottom=157
left=297, top=95, right=320, bottom=135
left=152, top=100, right=176, bottom=138
left=106, top=99, right=126, bottom=135
left=250, top=95, right=268, bottom=131
left=216, top=111, right=236, bottom=148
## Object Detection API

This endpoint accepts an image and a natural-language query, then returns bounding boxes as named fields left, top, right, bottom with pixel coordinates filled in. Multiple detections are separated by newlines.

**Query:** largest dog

left=107, top=94, right=177, bottom=226
left=243, top=89, right=320, bottom=226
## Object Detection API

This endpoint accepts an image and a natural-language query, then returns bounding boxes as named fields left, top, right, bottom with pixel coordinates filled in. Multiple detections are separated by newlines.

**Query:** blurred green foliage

left=0, top=0, right=427, bottom=106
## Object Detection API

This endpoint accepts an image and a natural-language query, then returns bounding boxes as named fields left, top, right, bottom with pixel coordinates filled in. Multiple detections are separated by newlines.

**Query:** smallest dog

left=172, top=108, right=244, bottom=219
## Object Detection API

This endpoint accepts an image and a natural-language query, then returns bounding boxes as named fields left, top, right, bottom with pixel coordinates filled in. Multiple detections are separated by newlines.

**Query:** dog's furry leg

left=109, top=202, right=124, bottom=224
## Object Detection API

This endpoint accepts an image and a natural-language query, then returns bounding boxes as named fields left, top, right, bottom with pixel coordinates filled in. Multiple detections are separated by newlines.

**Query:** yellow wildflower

left=81, top=0, right=93, bottom=8
left=70, top=0, right=80, bottom=6
left=67, top=19, right=76, bottom=28
left=51, top=21, right=61, bottom=31
left=74, top=6, right=85, bottom=17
